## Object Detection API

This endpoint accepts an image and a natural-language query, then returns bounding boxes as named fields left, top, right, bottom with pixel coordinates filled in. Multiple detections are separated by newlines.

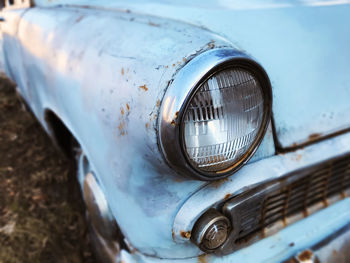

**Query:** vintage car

left=1, top=0, right=350, bottom=262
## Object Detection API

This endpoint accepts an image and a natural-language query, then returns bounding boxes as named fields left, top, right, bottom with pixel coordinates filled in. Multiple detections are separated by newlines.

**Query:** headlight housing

left=159, top=48, right=272, bottom=180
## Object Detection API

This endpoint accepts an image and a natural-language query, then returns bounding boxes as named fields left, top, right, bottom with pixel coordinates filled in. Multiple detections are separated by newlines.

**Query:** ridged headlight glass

left=183, top=68, right=264, bottom=173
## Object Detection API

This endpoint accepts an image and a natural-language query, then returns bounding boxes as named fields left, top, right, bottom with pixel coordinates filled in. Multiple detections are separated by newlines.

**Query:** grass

left=0, top=77, right=96, bottom=263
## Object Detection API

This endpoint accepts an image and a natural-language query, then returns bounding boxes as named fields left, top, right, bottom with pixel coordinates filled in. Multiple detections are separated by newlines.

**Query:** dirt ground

left=0, top=77, right=96, bottom=263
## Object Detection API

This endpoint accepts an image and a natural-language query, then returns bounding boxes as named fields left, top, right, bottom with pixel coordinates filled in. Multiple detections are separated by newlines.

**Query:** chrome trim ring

left=158, top=48, right=272, bottom=180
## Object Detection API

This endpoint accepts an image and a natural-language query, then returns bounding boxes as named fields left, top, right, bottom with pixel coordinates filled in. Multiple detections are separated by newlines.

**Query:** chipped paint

left=224, top=193, right=231, bottom=200
left=139, top=84, right=148, bottom=91
left=297, top=249, right=314, bottom=262
left=180, top=231, right=191, bottom=239
left=198, top=254, right=209, bottom=263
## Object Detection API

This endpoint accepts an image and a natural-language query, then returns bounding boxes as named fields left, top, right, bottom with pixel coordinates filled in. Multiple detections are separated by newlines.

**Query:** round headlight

left=182, top=68, right=264, bottom=174
left=158, top=48, right=271, bottom=180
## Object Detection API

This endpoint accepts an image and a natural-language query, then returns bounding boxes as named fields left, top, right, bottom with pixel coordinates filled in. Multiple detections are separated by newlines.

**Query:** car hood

left=36, top=0, right=350, bottom=148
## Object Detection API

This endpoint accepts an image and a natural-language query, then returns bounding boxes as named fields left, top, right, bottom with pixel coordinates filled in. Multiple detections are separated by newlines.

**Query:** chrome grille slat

left=228, top=154, right=350, bottom=247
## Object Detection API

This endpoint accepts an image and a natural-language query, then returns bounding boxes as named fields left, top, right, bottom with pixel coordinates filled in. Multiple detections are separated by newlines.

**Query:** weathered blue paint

left=1, top=1, right=350, bottom=262
left=120, top=197, right=350, bottom=262
left=34, top=0, right=350, bottom=148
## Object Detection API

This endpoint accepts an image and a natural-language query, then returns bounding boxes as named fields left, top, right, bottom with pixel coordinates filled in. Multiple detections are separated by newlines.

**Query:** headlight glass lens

left=183, top=67, right=265, bottom=173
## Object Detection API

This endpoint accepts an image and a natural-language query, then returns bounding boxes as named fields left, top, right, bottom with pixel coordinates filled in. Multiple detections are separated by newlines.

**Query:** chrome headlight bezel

left=158, top=48, right=272, bottom=180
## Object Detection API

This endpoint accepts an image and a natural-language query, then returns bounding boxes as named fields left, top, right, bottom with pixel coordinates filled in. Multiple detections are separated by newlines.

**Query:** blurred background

left=0, top=76, right=96, bottom=263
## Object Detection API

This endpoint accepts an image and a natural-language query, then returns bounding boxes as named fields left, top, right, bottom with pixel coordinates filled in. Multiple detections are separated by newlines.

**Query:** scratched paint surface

left=34, top=0, right=350, bottom=148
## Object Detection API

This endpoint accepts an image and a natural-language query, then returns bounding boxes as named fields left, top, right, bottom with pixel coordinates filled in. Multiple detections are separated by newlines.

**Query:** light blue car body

left=1, top=0, right=350, bottom=262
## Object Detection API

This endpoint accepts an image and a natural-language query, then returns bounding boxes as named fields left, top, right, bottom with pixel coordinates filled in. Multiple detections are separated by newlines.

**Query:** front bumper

left=121, top=197, right=350, bottom=262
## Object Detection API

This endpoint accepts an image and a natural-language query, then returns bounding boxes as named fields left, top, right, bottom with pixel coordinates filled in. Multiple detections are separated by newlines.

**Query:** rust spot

left=289, top=242, right=295, bottom=247
left=139, top=85, right=148, bottom=91
left=295, top=154, right=302, bottom=161
left=172, top=63, right=176, bottom=67
left=170, top=120, right=176, bottom=127
left=172, top=230, right=175, bottom=240
left=148, top=21, right=160, bottom=27
left=224, top=193, right=231, bottom=200
left=118, top=122, right=126, bottom=136
left=302, top=209, right=309, bottom=217
left=173, top=176, right=186, bottom=183
left=341, top=192, right=346, bottom=199
left=145, top=123, right=150, bottom=129
left=207, top=41, right=215, bottom=49
left=283, top=217, right=287, bottom=227
left=180, top=231, right=191, bottom=239
left=126, top=103, right=130, bottom=111
left=297, top=250, right=313, bottom=261
left=75, top=15, right=84, bottom=23
left=121, top=68, right=125, bottom=75
left=183, top=57, right=187, bottom=62
left=198, top=254, right=208, bottom=263
left=156, top=100, right=161, bottom=107
left=210, top=177, right=231, bottom=189
left=120, top=107, right=125, bottom=116
left=175, top=111, right=179, bottom=118
left=308, top=133, right=321, bottom=141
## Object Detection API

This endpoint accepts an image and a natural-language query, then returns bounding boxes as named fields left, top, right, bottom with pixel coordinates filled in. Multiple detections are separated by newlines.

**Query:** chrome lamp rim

left=158, top=48, right=272, bottom=181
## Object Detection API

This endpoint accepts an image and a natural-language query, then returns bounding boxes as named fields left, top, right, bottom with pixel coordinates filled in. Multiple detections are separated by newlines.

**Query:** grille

left=225, top=154, right=350, bottom=246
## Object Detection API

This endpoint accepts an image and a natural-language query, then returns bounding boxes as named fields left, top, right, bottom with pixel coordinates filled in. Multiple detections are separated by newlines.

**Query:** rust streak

left=120, top=107, right=125, bottom=116
left=156, top=99, right=161, bottom=107
left=121, top=68, right=125, bottom=75
left=126, top=103, right=130, bottom=111
left=224, top=193, right=231, bottom=200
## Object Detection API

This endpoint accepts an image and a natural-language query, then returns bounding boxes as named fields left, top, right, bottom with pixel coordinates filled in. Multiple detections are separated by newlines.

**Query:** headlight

left=159, top=48, right=272, bottom=180
left=183, top=68, right=264, bottom=173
